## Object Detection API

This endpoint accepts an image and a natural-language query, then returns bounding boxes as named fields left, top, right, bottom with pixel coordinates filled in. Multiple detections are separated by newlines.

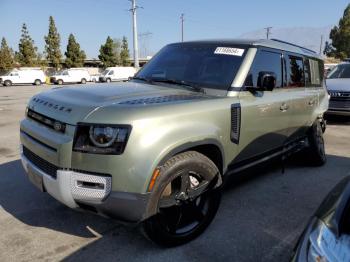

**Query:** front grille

left=27, top=109, right=66, bottom=133
left=329, top=99, right=350, bottom=110
left=23, top=146, right=58, bottom=179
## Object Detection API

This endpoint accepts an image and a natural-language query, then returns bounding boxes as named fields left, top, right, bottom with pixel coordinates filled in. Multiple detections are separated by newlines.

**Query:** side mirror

left=257, top=71, right=276, bottom=91
left=245, top=71, right=277, bottom=92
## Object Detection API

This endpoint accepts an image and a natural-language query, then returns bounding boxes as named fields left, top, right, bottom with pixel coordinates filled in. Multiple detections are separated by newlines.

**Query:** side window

left=108, top=70, right=114, bottom=75
left=287, top=55, right=304, bottom=88
left=304, top=58, right=323, bottom=87
left=244, top=50, right=283, bottom=88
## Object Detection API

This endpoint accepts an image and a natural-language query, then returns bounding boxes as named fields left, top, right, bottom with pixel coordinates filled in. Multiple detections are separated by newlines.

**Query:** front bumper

left=326, top=109, right=350, bottom=116
left=20, top=145, right=150, bottom=223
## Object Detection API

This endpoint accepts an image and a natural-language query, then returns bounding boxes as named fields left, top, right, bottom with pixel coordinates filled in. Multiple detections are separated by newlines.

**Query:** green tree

left=0, top=37, right=15, bottom=71
left=44, top=16, right=62, bottom=69
left=329, top=4, right=350, bottom=59
left=17, top=23, right=38, bottom=66
left=120, top=36, right=130, bottom=66
left=65, top=34, right=86, bottom=68
left=99, top=36, right=118, bottom=67
left=323, top=41, right=335, bottom=56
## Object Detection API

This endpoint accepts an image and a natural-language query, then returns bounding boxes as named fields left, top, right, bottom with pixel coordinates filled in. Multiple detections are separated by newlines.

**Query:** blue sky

left=0, top=0, right=349, bottom=58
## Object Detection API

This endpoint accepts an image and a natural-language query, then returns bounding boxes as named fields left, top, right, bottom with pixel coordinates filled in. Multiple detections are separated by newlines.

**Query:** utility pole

left=264, top=27, right=272, bottom=39
left=129, top=0, right=140, bottom=69
left=319, top=35, right=324, bottom=55
left=180, top=13, right=184, bottom=42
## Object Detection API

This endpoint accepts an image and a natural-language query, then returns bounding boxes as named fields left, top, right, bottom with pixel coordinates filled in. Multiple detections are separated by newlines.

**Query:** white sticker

left=214, top=47, right=245, bottom=56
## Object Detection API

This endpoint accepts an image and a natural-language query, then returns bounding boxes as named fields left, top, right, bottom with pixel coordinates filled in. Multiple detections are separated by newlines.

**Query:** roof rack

left=270, top=39, right=317, bottom=54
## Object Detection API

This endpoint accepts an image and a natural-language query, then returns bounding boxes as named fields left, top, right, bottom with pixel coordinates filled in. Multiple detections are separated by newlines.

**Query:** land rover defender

left=20, top=39, right=328, bottom=246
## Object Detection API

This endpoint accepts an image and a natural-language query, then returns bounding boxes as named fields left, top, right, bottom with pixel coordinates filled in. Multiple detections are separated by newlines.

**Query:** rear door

left=236, top=48, right=291, bottom=163
left=283, top=53, right=315, bottom=142
left=304, top=58, right=324, bottom=124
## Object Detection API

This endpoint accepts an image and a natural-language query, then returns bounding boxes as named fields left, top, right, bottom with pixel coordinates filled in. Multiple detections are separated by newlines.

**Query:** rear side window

left=305, top=58, right=323, bottom=86
left=287, top=56, right=304, bottom=88
left=245, top=50, right=283, bottom=88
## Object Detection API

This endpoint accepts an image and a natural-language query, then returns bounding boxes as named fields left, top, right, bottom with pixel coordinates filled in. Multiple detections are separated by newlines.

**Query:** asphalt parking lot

left=0, top=84, right=349, bottom=261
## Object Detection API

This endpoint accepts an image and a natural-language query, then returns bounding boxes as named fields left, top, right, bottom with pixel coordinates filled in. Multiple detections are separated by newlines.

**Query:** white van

left=50, top=68, right=91, bottom=85
left=0, top=68, right=46, bottom=87
left=99, top=67, right=136, bottom=83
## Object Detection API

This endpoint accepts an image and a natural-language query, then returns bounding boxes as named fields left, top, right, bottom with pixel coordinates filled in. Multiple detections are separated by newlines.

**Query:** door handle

left=280, top=103, right=289, bottom=112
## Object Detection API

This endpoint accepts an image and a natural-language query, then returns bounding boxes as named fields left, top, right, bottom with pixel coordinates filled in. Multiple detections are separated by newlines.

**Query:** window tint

left=136, top=43, right=246, bottom=90
left=244, top=50, right=283, bottom=88
left=108, top=71, right=114, bottom=75
left=287, top=56, right=304, bottom=87
left=304, top=58, right=323, bottom=86
left=327, top=63, right=350, bottom=79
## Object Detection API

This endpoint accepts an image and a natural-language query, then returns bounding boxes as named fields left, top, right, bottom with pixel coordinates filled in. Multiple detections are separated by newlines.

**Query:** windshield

left=135, top=43, right=247, bottom=90
left=102, top=70, right=109, bottom=76
left=327, top=64, right=350, bottom=79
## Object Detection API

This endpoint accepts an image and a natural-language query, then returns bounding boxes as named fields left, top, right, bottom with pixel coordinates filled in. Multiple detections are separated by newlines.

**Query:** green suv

left=20, top=39, right=329, bottom=246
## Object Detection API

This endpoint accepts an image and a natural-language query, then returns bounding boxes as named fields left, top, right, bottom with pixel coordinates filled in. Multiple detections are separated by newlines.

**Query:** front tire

left=57, top=79, right=63, bottom=85
left=3, top=80, right=12, bottom=87
left=306, top=120, right=326, bottom=166
left=142, top=151, right=221, bottom=246
left=34, top=79, right=41, bottom=86
left=81, top=78, right=87, bottom=84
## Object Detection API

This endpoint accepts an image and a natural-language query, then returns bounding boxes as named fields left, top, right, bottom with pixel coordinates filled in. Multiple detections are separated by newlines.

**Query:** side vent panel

left=231, top=104, right=241, bottom=144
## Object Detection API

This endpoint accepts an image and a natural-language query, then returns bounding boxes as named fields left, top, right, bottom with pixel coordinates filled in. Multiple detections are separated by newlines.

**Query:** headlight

left=73, top=124, right=131, bottom=155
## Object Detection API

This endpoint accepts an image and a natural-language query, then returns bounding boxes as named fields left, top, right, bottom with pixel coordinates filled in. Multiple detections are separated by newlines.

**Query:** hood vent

left=119, top=95, right=206, bottom=105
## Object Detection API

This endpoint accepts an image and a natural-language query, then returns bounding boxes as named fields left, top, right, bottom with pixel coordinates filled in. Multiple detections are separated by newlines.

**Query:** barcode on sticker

left=214, top=47, right=245, bottom=56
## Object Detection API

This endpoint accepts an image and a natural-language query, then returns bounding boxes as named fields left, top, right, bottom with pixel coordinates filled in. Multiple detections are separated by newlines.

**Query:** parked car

left=326, top=62, right=350, bottom=116
left=292, top=176, right=350, bottom=262
left=50, top=68, right=91, bottom=85
left=0, top=68, right=46, bottom=86
left=90, top=73, right=101, bottom=82
left=99, top=66, right=136, bottom=82
left=20, top=39, right=328, bottom=246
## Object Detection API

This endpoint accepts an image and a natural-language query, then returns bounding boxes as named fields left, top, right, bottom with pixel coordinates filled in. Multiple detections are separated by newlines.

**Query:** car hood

left=326, top=78, right=350, bottom=92
left=28, top=82, right=214, bottom=125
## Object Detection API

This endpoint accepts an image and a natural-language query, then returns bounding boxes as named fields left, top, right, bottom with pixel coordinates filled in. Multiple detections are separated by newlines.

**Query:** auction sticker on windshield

left=214, top=47, right=245, bottom=56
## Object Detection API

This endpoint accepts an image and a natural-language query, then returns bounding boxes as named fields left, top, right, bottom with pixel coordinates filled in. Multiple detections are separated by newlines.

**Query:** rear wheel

left=305, top=120, right=326, bottom=166
left=34, top=79, right=41, bottom=86
left=142, top=151, right=221, bottom=246
left=81, top=78, right=87, bottom=84
left=3, top=80, right=12, bottom=87
left=57, top=79, right=63, bottom=85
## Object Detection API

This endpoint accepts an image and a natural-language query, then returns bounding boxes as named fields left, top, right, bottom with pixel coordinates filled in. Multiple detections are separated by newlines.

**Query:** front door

left=234, top=48, right=291, bottom=163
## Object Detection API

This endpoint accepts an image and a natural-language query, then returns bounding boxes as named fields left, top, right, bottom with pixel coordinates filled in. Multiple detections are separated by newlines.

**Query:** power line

left=138, top=31, right=153, bottom=58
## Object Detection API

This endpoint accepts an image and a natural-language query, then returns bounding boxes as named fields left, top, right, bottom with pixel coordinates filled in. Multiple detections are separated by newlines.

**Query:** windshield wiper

left=131, top=76, right=154, bottom=84
left=151, top=78, right=205, bottom=93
